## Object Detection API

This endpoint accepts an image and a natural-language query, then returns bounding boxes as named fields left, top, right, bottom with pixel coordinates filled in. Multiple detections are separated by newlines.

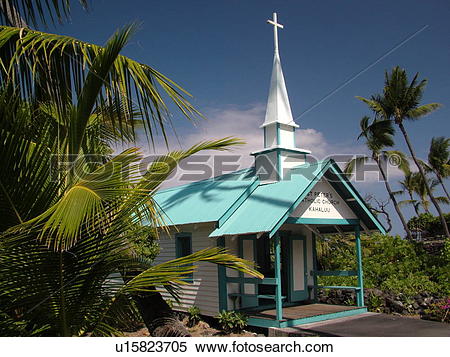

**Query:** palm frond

left=398, top=199, right=417, bottom=207
left=428, top=136, right=450, bottom=178
left=343, top=155, right=369, bottom=178
left=68, top=24, right=136, bottom=157
left=0, top=25, right=202, bottom=148
left=383, top=150, right=410, bottom=174
left=435, top=196, right=449, bottom=205
left=0, top=0, right=88, bottom=27
left=406, top=103, right=441, bottom=120
left=121, top=247, right=263, bottom=296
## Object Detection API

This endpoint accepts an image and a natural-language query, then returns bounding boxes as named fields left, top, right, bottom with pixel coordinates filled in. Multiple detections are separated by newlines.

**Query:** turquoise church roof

left=153, top=159, right=386, bottom=237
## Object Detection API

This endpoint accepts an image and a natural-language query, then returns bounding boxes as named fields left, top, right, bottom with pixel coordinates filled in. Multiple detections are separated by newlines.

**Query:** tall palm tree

left=425, top=137, right=450, bottom=200
left=357, top=66, right=449, bottom=238
left=345, top=116, right=412, bottom=239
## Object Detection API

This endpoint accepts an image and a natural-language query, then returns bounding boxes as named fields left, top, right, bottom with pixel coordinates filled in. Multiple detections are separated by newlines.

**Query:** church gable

left=290, top=177, right=357, bottom=220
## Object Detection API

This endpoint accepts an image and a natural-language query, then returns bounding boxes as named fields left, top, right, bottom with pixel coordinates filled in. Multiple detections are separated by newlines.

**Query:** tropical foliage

left=398, top=172, right=449, bottom=214
left=0, top=3, right=262, bottom=337
left=0, top=0, right=88, bottom=27
left=408, top=213, right=450, bottom=238
left=216, top=311, right=248, bottom=334
left=345, top=116, right=411, bottom=238
left=317, top=233, right=449, bottom=297
left=357, top=66, right=449, bottom=238
left=422, top=137, right=450, bottom=200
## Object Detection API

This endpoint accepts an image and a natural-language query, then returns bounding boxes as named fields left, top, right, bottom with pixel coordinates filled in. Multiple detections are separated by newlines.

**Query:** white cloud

left=126, top=103, right=407, bottom=188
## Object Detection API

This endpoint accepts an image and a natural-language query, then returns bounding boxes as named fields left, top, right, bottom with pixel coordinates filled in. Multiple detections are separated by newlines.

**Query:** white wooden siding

left=154, top=223, right=219, bottom=317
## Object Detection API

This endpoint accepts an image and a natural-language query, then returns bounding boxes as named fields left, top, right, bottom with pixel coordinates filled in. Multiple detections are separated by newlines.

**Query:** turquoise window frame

left=175, top=232, right=193, bottom=282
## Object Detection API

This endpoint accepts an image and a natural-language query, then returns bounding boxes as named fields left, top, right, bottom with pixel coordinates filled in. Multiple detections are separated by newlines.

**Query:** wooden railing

left=309, top=270, right=364, bottom=306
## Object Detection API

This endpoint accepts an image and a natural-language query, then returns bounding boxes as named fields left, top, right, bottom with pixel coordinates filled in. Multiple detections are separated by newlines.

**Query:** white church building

left=151, top=13, right=385, bottom=328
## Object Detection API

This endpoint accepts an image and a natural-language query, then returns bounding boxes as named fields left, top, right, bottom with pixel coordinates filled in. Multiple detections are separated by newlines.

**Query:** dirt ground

left=122, top=317, right=260, bottom=337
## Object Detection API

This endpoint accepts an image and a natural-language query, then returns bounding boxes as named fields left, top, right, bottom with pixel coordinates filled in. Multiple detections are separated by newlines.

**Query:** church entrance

left=255, top=233, right=308, bottom=305
left=282, top=235, right=308, bottom=302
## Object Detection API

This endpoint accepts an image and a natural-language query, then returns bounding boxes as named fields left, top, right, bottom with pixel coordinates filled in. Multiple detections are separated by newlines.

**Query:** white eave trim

left=260, top=120, right=299, bottom=129
left=251, top=145, right=312, bottom=156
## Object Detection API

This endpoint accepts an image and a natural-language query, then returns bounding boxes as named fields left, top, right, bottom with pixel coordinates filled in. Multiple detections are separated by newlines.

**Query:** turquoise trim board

left=281, top=307, right=367, bottom=328
left=247, top=307, right=368, bottom=328
left=355, top=225, right=364, bottom=307
left=273, top=232, right=283, bottom=321
left=285, top=217, right=360, bottom=226
left=225, top=277, right=278, bottom=285
left=276, top=122, right=280, bottom=146
left=311, top=232, right=318, bottom=302
left=276, top=124, right=281, bottom=179
left=263, top=127, right=267, bottom=148
left=217, top=236, right=227, bottom=311
left=313, top=270, right=358, bottom=277
left=315, top=285, right=361, bottom=290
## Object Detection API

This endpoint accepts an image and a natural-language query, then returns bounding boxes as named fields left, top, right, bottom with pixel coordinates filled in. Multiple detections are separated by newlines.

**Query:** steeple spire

left=251, top=12, right=310, bottom=183
left=262, top=12, right=298, bottom=128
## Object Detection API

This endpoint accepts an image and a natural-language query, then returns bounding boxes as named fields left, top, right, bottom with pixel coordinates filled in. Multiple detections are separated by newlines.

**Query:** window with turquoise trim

left=175, top=233, right=193, bottom=282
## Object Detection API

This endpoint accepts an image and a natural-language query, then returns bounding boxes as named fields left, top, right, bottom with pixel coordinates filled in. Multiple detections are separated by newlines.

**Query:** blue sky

left=58, top=0, right=449, bottom=234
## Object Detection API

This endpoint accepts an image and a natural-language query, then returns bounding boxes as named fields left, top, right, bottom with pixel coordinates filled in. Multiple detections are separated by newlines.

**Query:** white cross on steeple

left=267, top=12, right=284, bottom=54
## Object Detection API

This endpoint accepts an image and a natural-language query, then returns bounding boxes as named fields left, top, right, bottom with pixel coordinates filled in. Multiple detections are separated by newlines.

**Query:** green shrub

left=408, top=213, right=450, bottom=237
left=187, top=306, right=201, bottom=327
left=216, top=311, right=248, bottom=334
left=367, top=293, right=384, bottom=313
left=380, top=273, right=440, bottom=296
left=317, top=233, right=449, bottom=299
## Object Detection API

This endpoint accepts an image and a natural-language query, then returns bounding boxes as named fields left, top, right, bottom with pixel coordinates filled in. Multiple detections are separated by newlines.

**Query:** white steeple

left=262, top=13, right=298, bottom=129
left=252, top=12, right=310, bottom=183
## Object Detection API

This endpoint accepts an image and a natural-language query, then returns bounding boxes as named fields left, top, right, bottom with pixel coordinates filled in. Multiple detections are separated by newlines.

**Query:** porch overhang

left=209, top=159, right=386, bottom=239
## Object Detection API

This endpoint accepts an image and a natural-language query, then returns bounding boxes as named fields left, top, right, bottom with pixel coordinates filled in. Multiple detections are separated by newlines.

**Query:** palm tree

left=0, top=41, right=260, bottom=338
left=424, top=137, right=450, bottom=200
left=0, top=4, right=262, bottom=336
left=357, top=66, right=449, bottom=238
left=345, top=116, right=412, bottom=239
left=397, top=172, right=420, bottom=216
left=408, top=172, right=449, bottom=214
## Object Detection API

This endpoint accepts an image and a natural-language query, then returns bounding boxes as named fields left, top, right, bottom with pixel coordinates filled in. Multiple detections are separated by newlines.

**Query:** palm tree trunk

left=123, top=271, right=191, bottom=337
left=375, top=155, right=413, bottom=240
left=398, top=122, right=450, bottom=238
left=133, top=289, right=191, bottom=337
left=408, top=191, right=420, bottom=216
left=436, top=172, right=450, bottom=200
